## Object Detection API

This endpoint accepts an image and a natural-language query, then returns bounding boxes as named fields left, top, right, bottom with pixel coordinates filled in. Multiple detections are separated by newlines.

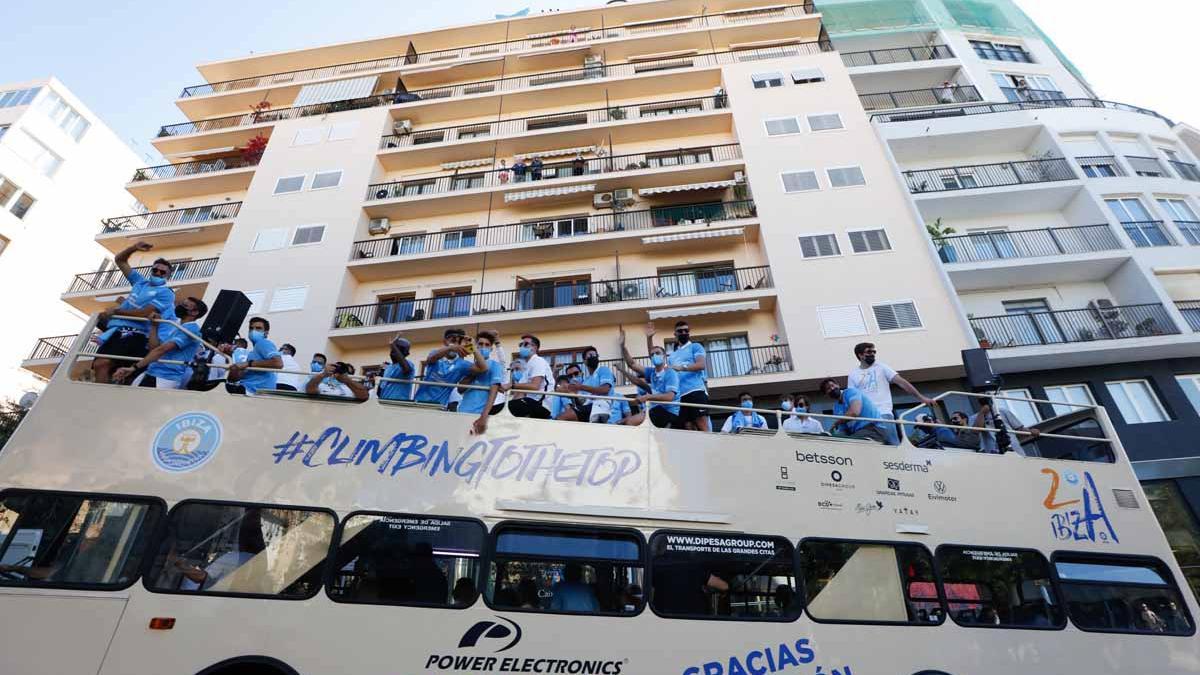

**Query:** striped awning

left=504, top=183, right=596, bottom=203
left=642, top=227, right=745, bottom=244
left=441, top=157, right=494, bottom=170
left=517, top=145, right=597, bottom=160
left=639, top=180, right=737, bottom=196
left=648, top=301, right=761, bottom=320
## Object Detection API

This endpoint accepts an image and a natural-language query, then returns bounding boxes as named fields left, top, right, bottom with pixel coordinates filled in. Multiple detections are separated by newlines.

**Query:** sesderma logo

left=882, top=460, right=931, bottom=473
left=458, top=617, right=522, bottom=652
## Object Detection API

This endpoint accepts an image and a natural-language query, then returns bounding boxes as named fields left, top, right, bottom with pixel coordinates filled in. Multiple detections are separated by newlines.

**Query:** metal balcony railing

left=858, top=85, right=982, bottom=111
left=904, top=158, right=1077, bottom=193
left=870, top=98, right=1175, bottom=126
left=26, top=335, right=96, bottom=361
left=971, top=304, right=1179, bottom=349
left=597, top=344, right=793, bottom=386
left=331, top=265, right=773, bottom=329
left=934, top=224, right=1123, bottom=264
left=351, top=200, right=756, bottom=259
left=1074, top=155, right=1126, bottom=177
left=178, top=4, right=817, bottom=97
left=131, top=157, right=259, bottom=182
left=1119, top=220, right=1176, bottom=248
left=1168, top=160, right=1200, bottom=182
left=367, top=143, right=743, bottom=201
left=1173, top=221, right=1200, bottom=246
left=100, top=202, right=242, bottom=234
left=1000, top=87, right=1066, bottom=103
left=1126, top=156, right=1170, bottom=177
left=1177, top=301, right=1200, bottom=332
left=66, top=257, right=220, bottom=294
left=160, top=42, right=832, bottom=138
left=840, top=44, right=953, bottom=68
left=380, top=94, right=728, bottom=150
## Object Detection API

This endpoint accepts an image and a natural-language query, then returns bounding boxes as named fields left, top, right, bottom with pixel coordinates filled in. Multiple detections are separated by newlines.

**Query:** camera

left=333, top=361, right=353, bottom=376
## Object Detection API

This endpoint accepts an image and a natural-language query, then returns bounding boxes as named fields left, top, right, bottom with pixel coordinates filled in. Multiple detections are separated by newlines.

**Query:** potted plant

left=971, top=322, right=992, bottom=349
left=608, top=107, right=627, bottom=121
left=240, top=134, right=269, bottom=165
left=926, top=218, right=958, bottom=263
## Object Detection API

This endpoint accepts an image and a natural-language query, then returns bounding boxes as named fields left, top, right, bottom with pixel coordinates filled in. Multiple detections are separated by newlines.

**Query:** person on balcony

left=112, top=296, right=208, bottom=389
left=781, top=394, right=825, bottom=435
left=846, top=342, right=935, bottom=446
left=721, top=392, right=769, bottom=433
left=226, top=317, right=283, bottom=395
left=530, top=156, right=544, bottom=181
left=380, top=336, right=415, bottom=402
left=936, top=80, right=956, bottom=104
left=498, top=159, right=510, bottom=184
left=415, top=328, right=487, bottom=409
left=619, top=327, right=682, bottom=429
left=649, top=321, right=711, bottom=432
left=91, top=242, right=177, bottom=384
left=558, top=346, right=616, bottom=423
left=512, top=157, right=528, bottom=182
left=820, top=378, right=888, bottom=444
left=504, top=334, right=553, bottom=418
left=305, top=355, right=369, bottom=401
left=457, top=331, right=505, bottom=434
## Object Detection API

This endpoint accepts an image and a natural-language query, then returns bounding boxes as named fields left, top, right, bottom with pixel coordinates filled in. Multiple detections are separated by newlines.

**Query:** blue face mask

left=795, top=407, right=807, bottom=414
left=311, top=362, right=324, bottom=373
left=781, top=400, right=793, bottom=411
left=147, top=275, right=167, bottom=287
left=512, top=370, right=525, bottom=382
left=651, top=354, right=665, bottom=367
left=518, top=346, right=532, bottom=359
left=249, top=329, right=265, bottom=344
left=741, top=400, right=754, bottom=409
left=478, top=347, right=492, bottom=359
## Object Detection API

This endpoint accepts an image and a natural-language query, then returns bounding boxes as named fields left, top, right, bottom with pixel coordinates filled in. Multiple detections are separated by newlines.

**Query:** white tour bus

left=0, top=318, right=1197, bottom=675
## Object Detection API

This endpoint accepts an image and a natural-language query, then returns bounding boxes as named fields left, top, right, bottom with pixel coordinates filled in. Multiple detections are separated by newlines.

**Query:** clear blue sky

left=1, top=0, right=1195, bottom=163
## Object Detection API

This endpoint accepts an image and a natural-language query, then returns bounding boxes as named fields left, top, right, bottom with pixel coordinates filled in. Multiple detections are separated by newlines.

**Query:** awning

left=504, top=183, right=596, bottom=203
left=628, top=48, right=700, bottom=62
left=639, top=180, right=737, bottom=196
left=642, top=227, right=744, bottom=245
left=441, top=157, right=494, bottom=170
left=517, top=145, right=597, bottom=159
left=648, top=301, right=760, bottom=320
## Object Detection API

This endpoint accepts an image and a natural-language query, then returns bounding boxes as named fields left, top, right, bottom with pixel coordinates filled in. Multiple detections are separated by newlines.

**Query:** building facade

left=16, top=0, right=1200, bottom=596
left=0, top=78, right=143, bottom=400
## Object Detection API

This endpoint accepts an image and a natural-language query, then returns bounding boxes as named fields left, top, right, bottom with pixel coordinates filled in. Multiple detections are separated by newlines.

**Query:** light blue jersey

left=415, top=351, right=474, bottom=407
left=458, top=360, right=503, bottom=414
left=239, top=337, right=281, bottom=393
left=380, top=360, right=415, bottom=401
left=103, top=270, right=177, bottom=337
left=834, top=387, right=883, bottom=434
left=146, top=321, right=201, bottom=382
left=668, top=341, right=706, bottom=395
left=647, top=366, right=681, bottom=416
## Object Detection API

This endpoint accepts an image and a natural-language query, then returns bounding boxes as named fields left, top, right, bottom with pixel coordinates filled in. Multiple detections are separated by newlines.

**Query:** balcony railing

left=858, top=85, right=982, bottom=111
left=971, top=304, right=1180, bottom=349
left=100, top=202, right=242, bottom=234
left=26, top=335, right=96, bottom=361
left=351, top=200, right=757, bottom=259
left=1000, top=87, right=1066, bottom=103
left=367, top=143, right=743, bottom=201
left=1075, top=155, right=1126, bottom=177
left=66, top=257, right=220, bottom=294
left=904, top=158, right=1077, bottom=194
left=1177, top=301, right=1200, bottom=332
left=1126, top=156, right=1170, bottom=177
left=934, top=224, right=1123, bottom=264
left=839, top=44, right=954, bottom=67
left=332, top=265, right=772, bottom=329
left=1168, top=160, right=1200, bottom=182
left=870, top=98, right=1174, bottom=126
left=598, top=344, right=793, bottom=386
left=178, top=4, right=817, bottom=97
left=1118, top=220, right=1176, bottom=248
left=131, top=156, right=259, bottom=182
left=161, top=42, right=832, bottom=138
left=380, top=94, right=728, bottom=150
left=1173, top=221, right=1200, bottom=246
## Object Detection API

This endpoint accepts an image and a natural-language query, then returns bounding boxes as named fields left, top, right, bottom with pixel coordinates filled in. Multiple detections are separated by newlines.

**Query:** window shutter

left=292, top=127, right=326, bottom=146
left=873, top=302, right=922, bottom=331
left=807, top=113, right=843, bottom=131
left=799, top=235, right=840, bottom=258
left=791, top=68, right=825, bottom=84
left=274, top=176, right=305, bottom=194
left=311, top=170, right=342, bottom=189
left=292, top=225, right=325, bottom=245
left=765, top=118, right=801, bottom=136
left=328, top=122, right=358, bottom=141
left=252, top=228, right=289, bottom=251
left=781, top=171, right=819, bottom=193
left=818, top=305, right=869, bottom=338
left=243, top=291, right=266, bottom=314
left=269, top=285, right=309, bottom=312
left=850, top=229, right=891, bottom=253
left=828, top=166, right=866, bottom=188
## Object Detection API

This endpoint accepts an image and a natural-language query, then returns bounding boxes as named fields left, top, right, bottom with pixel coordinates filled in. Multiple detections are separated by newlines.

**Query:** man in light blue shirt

left=415, top=328, right=486, bottom=408
left=608, top=397, right=632, bottom=426
left=721, top=392, right=769, bottom=433
left=228, top=317, right=283, bottom=394
left=821, top=378, right=887, bottom=444
left=559, top=346, right=617, bottom=423
left=380, top=336, right=415, bottom=402
left=549, top=373, right=574, bottom=420
left=456, top=331, right=504, bottom=434
left=91, top=242, right=177, bottom=384
left=648, top=321, right=710, bottom=431
left=619, top=327, right=682, bottom=428
left=112, top=297, right=208, bottom=390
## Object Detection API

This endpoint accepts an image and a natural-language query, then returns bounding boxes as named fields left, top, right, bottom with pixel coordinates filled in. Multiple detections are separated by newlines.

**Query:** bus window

left=799, top=539, right=943, bottom=625
left=1054, top=554, right=1195, bottom=635
left=0, top=490, right=162, bottom=590
left=486, top=523, right=643, bottom=616
left=649, top=531, right=798, bottom=621
left=327, top=513, right=484, bottom=608
left=936, top=546, right=1065, bottom=629
left=145, top=501, right=335, bottom=599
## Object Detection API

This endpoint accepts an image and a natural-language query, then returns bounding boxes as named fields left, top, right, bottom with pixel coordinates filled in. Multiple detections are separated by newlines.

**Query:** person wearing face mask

left=646, top=321, right=711, bottom=432
left=274, top=343, right=307, bottom=392
left=846, top=342, right=935, bottom=446
left=380, top=335, right=416, bottom=402
left=227, top=317, right=284, bottom=395
left=721, top=392, right=769, bottom=433
left=782, top=394, right=825, bottom=435
left=305, top=354, right=369, bottom=401
left=505, top=334, right=553, bottom=419
left=820, top=378, right=888, bottom=444
left=508, top=359, right=527, bottom=403
left=457, top=331, right=505, bottom=434
left=549, top=373, right=574, bottom=420
left=415, top=328, right=486, bottom=409
left=619, top=327, right=682, bottom=428
left=91, top=242, right=178, bottom=384
left=112, top=296, right=209, bottom=389
left=559, top=346, right=616, bottom=423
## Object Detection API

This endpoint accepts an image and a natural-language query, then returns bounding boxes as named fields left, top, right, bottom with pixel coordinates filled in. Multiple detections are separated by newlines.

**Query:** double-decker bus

left=0, top=319, right=1196, bottom=675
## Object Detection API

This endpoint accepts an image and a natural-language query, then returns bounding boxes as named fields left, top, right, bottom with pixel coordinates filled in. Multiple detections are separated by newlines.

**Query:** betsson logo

left=796, top=451, right=853, bottom=466
left=425, top=617, right=626, bottom=674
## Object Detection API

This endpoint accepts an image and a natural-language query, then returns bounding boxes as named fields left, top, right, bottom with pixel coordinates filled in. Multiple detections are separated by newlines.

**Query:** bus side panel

left=0, top=591, right=125, bottom=674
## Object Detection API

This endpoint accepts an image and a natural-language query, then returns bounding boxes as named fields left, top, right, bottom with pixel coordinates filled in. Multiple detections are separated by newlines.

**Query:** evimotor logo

left=796, top=451, right=853, bottom=466
left=882, top=459, right=931, bottom=473
left=426, top=617, right=627, bottom=673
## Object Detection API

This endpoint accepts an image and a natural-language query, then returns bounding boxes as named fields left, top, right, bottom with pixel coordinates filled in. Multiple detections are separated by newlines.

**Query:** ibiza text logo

left=459, top=617, right=522, bottom=652
left=1041, top=468, right=1118, bottom=543
left=151, top=412, right=222, bottom=473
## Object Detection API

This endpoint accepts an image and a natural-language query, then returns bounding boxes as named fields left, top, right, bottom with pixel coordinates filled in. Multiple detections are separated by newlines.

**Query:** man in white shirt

left=846, top=342, right=935, bottom=446
left=504, top=334, right=553, bottom=418
left=781, top=394, right=825, bottom=435
left=721, top=392, right=769, bottom=433
left=276, top=344, right=308, bottom=392
left=305, top=354, right=369, bottom=401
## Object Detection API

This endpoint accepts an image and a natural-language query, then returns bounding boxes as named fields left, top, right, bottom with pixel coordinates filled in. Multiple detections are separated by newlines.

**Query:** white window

left=751, top=72, right=784, bottom=89
left=242, top=290, right=267, bottom=314
left=251, top=227, right=289, bottom=251
left=291, top=224, right=326, bottom=246
left=328, top=122, right=358, bottom=141
left=274, top=175, right=305, bottom=194
left=764, top=117, right=802, bottom=136
left=791, top=68, right=825, bottom=84
left=0, top=87, right=41, bottom=109
left=37, top=91, right=89, bottom=141
left=8, top=130, right=62, bottom=176
left=268, top=285, right=309, bottom=313
left=781, top=170, right=820, bottom=193
left=817, top=305, right=869, bottom=338
left=872, top=301, right=922, bottom=331
left=798, top=234, right=841, bottom=258
left=827, top=166, right=866, bottom=188
left=292, top=127, right=326, bottom=146
left=1043, top=384, right=1096, bottom=416
left=1105, top=380, right=1168, bottom=424
left=998, top=388, right=1042, bottom=427
left=311, top=170, right=342, bottom=190
left=807, top=113, right=844, bottom=132
left=848, top=229, right=892, bottom=253
left=1176, top=375, right=1200, bottom=416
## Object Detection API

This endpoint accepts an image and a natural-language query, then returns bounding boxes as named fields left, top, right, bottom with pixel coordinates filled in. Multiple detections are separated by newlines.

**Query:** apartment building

left=0, top=78, right=142, bottom=400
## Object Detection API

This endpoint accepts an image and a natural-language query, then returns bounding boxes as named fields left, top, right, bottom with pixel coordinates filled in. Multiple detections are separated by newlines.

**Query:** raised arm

left=618, top=326, right=646, bottom=376
left=891, top=373, right=936, bottom=406
left=114, top=241, right=152, bottom=278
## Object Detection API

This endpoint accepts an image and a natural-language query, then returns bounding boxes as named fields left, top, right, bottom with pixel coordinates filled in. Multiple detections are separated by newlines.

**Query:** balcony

left=999, top=87, right=1066, bottom=103
left=349, top=200, right=758, bottom=278
left=1172, top=221, right=1200, bottom=246
left=127, top=156, right=259, bottom=204
left=1119, top=220, right=1177, bottom=248
left=96, top=202, right=242, bottom=252
left=971, top=304, right=1180, bottom=350
left=63, top=257, right=220, bottom=314
left=904, top=158, right=1077, bottom=194
left=858, top=85, right=981, bottom=112
left=1178, top=301, right=1200, bottom=332
left=600, top=344, right=794, bottom=389
left=840, top=44, right=954, bottom=68
left=935, top=225, right=1124, bottom=264
left=1126, top=156, right=1171, bottom=178
left=870, top=98, right=1174, bottom=126
left=22, top=335, right=96, bottom=379
left=330, top=265, right=774, bottom=346
left=1168, top=160, right=1200, bottom=182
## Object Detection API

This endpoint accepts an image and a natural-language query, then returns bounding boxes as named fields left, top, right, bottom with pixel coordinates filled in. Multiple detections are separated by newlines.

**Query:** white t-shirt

left=207, top=351, right=229, bottom=381
left=847, top=361, right=899, bottom=413
left=522, top=354, right=553, bottom=402
left=783, top=415, right=825, bottom=435
left=277, top=354, right=308, bottom=391
left=317, top=377, right=355, bottom=398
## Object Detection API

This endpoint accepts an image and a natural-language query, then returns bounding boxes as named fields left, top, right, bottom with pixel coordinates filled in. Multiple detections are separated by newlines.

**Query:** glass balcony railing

left=933, top=224, right=1123, bottom=264
left=858, top=85, right=982, bottom=111
left=839, top=44, right=954, bottom=68
left=970, top=304, right=1179, bottom=348
left=904, top=158, right=1077, bottom=193
left=66, top=257, right=220, bottom=294
left=100, top=202, right=242, bottom=234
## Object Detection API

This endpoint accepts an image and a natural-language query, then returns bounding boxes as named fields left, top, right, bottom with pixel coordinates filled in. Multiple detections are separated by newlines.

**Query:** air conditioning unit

left=612, top=188, right=635, bottom=207
left=368, top=218, right=391, bottom=235
left=394, top=119, right=413, bottom=135
left=593, top=192, right=615, bottom=209
left=622, top=281, right=643, bottom=299
left=1088, top=298, right=1119, bottom=320
left=734, top=171, right=746, bottom=184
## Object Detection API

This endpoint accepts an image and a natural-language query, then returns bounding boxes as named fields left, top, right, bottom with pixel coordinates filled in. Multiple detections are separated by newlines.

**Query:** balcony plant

left=926, top=218, right=958, bottom=263
left=608, top=107, right=627, bottom=121
left=240, top=134, right=269, bottom=165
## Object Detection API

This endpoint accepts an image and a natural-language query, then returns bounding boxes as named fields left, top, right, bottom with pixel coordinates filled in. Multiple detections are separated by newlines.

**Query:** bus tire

left=195, top=656, right=299, bottom=675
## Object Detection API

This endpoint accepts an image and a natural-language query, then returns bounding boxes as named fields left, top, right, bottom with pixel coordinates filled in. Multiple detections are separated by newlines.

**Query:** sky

left=1, top=0, right=1197, bottom=162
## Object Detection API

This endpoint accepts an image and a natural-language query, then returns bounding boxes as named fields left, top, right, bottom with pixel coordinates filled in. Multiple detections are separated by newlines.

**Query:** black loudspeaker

left=201, top=290, right=251, bottom=345
left=962, top=348, right=1000, bottom=391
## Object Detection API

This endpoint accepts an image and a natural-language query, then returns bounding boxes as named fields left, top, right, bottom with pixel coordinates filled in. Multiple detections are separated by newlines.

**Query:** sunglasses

left=151, top=267, right=171, bottom=278
left=519, top=341, right=535, bottom=347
